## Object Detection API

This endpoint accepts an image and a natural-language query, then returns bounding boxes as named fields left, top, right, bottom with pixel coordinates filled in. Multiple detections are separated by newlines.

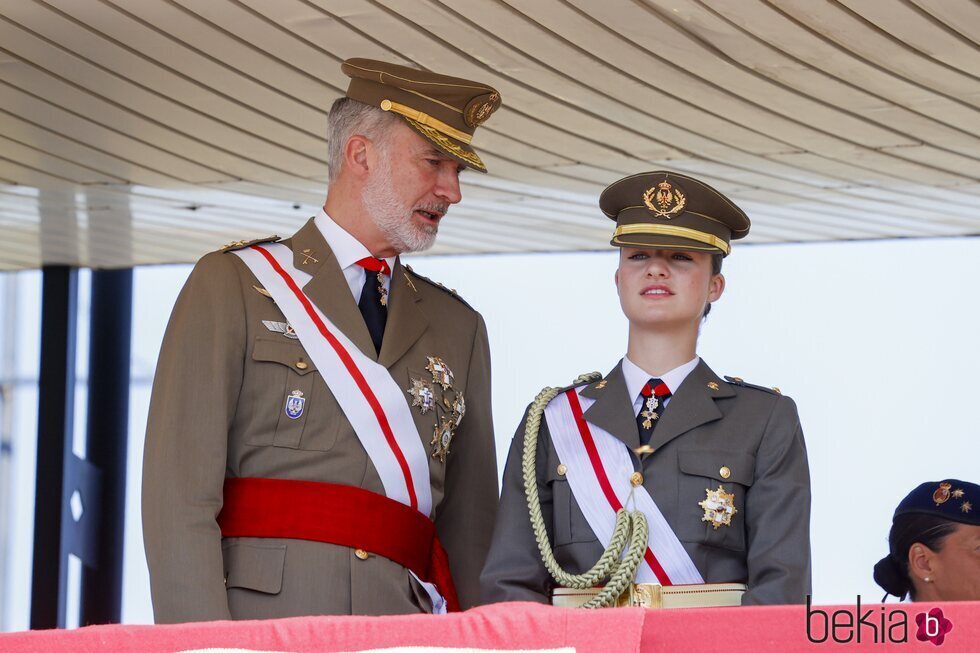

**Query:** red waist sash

left=217, top=477, right=460, bottom=612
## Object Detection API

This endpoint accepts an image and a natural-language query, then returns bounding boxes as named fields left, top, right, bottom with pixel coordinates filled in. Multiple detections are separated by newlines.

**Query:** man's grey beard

left=362, top=148, right=447, bottom=254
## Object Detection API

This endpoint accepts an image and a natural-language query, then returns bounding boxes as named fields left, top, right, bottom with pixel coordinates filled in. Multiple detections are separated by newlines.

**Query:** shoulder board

left=402, top=264, right=472, bottom=309
left=220, top=235, right=280, bottom=253
left=724, top=375, right=783, bottom=396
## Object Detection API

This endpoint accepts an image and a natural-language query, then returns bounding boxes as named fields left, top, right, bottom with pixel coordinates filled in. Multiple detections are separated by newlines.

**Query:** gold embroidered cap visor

left=599, top=171, right=751, bottom=256
left=342, top=58, right=501, bottom=173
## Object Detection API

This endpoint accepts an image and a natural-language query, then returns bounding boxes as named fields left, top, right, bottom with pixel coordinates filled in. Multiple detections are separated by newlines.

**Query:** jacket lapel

left=285, top=218, right=377, bottom=360
left=378, top=260, right=428, bottom=368
left=648, top=360, right=734, bottom=451
left=578, top=361, right=641, bottom=450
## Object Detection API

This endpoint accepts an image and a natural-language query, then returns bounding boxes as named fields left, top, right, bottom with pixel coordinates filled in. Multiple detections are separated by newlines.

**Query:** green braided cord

left=522, top=373, right=650, bottom=608
left=581, top=511, right=649, bottom=608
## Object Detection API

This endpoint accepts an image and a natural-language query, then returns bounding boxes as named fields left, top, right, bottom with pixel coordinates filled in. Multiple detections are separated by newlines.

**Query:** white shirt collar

left=622, top=355, right=701, bottom=401
left=313, top=208, right=396, bottom=273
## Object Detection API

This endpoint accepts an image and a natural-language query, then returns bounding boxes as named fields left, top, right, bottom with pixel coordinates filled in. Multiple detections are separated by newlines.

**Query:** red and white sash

left=234, top=243, right=447, bottom=611
left=544, top=387, right=704, bottom=586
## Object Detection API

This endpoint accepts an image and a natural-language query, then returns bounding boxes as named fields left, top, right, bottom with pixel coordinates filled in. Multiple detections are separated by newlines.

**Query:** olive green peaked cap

left=599, top=171, right=751, bottom=256
left=341, top=58, right=501, bottom=173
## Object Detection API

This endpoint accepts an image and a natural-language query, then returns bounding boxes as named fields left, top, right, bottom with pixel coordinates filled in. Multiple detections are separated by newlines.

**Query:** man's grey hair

left=326, top=97, right=401, bottom=182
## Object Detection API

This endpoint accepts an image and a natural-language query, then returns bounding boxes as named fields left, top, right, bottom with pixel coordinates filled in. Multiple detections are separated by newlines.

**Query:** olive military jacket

left=480, top=360, right=811, bottom=606
left=142, top=218, right=497, bottom=623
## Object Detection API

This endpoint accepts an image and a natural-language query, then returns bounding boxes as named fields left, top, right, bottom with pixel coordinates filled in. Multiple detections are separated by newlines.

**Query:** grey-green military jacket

left=480, top=360, right=811, bottom=606
left=142, top=218, right=498, bottom=623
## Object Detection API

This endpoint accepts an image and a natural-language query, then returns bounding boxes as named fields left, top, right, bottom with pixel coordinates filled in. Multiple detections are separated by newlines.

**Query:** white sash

left=233, top=243, right=432, bottom=515
left=544, top=387, right=704, bottom=586
left=235, top=244, right=448, bottom=612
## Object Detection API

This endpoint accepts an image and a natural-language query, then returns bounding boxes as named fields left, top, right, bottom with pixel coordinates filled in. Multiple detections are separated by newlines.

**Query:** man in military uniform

left=143, top=58, right=501, bottom=622
left=481, top=171, right=811, bottom=607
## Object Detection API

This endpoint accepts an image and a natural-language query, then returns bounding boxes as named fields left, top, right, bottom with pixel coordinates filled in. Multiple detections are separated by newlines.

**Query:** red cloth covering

left=1, top=601, right=977, bottom=653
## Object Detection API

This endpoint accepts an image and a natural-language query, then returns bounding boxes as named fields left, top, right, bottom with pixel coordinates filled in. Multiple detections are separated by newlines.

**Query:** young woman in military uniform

left=481, top=171, right=811, bottom=608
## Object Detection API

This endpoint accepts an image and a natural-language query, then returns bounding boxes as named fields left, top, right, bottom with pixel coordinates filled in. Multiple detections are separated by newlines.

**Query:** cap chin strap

left=613, top=223, right=730, bottom=255
left=380, top=99, right=473, bottom=144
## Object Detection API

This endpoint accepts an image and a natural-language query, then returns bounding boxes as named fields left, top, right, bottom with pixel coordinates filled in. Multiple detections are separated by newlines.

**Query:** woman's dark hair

left=702, top=253, right=724, bottom=319
left=873, top=513, right=959, bottom=600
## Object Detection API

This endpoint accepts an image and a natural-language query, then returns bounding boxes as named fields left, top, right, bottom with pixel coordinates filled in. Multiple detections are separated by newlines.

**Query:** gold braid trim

left=381, top=99, right=472, bottom=143
left=405, top=119, right=486, bottom=171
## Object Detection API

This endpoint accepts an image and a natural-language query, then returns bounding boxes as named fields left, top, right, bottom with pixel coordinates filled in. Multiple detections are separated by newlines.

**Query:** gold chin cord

left=523, top=373, right=650, bottom=609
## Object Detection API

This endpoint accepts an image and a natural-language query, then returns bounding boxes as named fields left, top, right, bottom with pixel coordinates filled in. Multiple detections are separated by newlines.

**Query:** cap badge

left=284, top=390, right=306, bottom=420
left=699, top=485, right=737, bottom=529
left=643, top=180, right=686, bottom=218
left=933, top=482, right=953, bottom=505
left=464, top=91, right=500, bottom=128
left=951, top=488, right=965, bottom=499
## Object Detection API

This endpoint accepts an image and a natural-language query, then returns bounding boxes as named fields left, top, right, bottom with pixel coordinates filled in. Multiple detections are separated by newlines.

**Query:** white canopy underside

left=0, top=0, right=978, bottom=269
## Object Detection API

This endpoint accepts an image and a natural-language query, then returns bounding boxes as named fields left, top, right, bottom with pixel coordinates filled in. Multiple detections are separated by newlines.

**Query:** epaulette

left=220, top=235, right=280, bottom=253
left=402, top=264, right=472, bottom=309
left=724, top=375, right=783, bottom=396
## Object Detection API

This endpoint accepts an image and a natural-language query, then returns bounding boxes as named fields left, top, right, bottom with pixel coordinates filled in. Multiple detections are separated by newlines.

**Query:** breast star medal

left=699, top=485, right=737, bottom=529
left=640, top=395, right=659, bottom=429
left=407, top=378, right=435, bottom=414
left=426, top=356, right=454, bottom=390
left=408, top=356, right=465, bottom=463
left=431, top=415, right=455, bottom=463
left=452, top=393, right=466, bottom=427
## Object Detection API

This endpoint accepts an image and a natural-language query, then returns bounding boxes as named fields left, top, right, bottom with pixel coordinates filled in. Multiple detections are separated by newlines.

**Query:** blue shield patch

left=285, top=390, right=305, bottom=420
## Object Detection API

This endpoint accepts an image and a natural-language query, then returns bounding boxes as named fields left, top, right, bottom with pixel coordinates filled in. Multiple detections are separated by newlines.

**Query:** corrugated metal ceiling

left=1, top=0, right=978, bottom=269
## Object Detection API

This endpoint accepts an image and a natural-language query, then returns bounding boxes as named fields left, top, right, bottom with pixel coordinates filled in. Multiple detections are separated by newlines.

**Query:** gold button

left=557, top=464, right=567, bottom=476
left=719, top=466, right=731, bottom=479
left=354, top=548, right=369, bottom=560
left=772, top=386, right=782, bottom=395
left=630, top=472, right=643, bottom=487
left=295, top=360, right=308, bottom=370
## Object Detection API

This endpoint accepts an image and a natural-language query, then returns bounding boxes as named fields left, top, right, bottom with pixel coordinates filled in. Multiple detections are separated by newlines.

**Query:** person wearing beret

left=874, top=479, right=980, bottom=602
left=142, top=58, right=502, bottom=622
left=481, top=171, right=812, bottom=608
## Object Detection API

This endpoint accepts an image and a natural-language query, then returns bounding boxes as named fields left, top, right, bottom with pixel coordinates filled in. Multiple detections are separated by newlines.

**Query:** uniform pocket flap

left=223, top=541, right=286, bottom=594
left=252, top=337, right=316, bottom=375
left=678, top=450, right=756, bottom=486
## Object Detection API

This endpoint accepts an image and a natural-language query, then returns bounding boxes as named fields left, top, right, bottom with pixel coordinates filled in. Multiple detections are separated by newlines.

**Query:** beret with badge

left=599, top=171, right=751, bottom=256
left=873, top=478, right=978, bottom=599
left=894, top=478, right=977, bottom=524
left=341, top=58, right=501, bottom=173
